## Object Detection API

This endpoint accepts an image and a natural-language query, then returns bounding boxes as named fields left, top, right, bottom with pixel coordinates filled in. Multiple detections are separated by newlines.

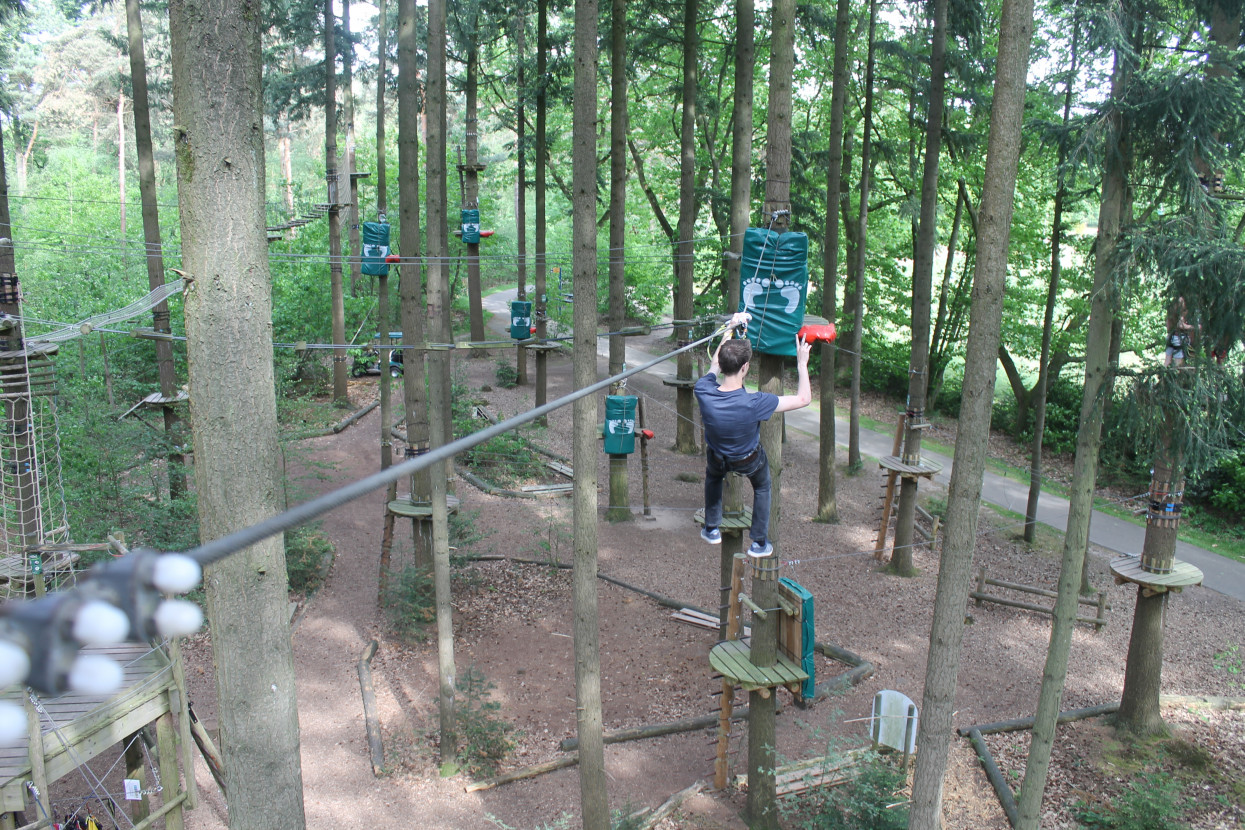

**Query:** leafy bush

left=793, top=751, right=909, bottom=830
left=383, top=565, right=435, bottom=641
left=455, top=666, right=517, bottom=777
left=494, top=360, right=519, bottom=389
left=1074, top=773, right=1191, bottom=830
left=285, top=524, right=334, bottom=595
left=858, top=338, right=913, bottom=399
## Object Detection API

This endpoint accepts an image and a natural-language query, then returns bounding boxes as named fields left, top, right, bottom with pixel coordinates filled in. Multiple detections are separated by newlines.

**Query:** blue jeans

left=704, top=446, right=771, bottom=544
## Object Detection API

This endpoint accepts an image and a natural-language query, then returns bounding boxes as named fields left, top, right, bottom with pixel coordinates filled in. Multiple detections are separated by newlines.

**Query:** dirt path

left=180, top=348, right=1245, bottom=830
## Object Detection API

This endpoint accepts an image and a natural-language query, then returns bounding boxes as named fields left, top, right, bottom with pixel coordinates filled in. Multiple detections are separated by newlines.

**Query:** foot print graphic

left=742, top=273, right=803, bottom=315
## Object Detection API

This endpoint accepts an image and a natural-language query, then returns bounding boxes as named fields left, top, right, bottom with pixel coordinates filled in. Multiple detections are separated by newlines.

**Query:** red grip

left=384, top=254, right=401, bottom=263
left=640, top=429, right=655, bottom=440
left=798, top=323, right=837, bottom=344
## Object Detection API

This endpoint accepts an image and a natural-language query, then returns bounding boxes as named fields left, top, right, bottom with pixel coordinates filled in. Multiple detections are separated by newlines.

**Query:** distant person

left=694, top=312, right=812, bottom=557
left=1165, top=297, right=1196, bottom=367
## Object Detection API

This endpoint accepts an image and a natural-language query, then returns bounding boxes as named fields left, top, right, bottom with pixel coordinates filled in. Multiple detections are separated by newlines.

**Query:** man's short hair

left=719, top=339, right=752, bottom=376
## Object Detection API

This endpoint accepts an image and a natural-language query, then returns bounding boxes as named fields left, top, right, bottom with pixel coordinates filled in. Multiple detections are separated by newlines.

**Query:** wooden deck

left=1110, top=555, right=1203, bottom=593
left=0, top=643, right=180, bottom=816
left=709, top=639, right=809, bottom=693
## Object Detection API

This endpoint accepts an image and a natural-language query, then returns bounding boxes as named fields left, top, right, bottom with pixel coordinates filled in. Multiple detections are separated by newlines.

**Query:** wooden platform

left=879, top=455, right=942, bottom=478
left=0, top=643, right=180, bottom=814
left=1109, top=555, right=1203, bottom=594
left=709, top=640, right=808, bottom=693
left=693, top=508, right=753, bottom=532
left=387, top=494, right=461, bottom=518
left=0, top=552, right=79, bottom=596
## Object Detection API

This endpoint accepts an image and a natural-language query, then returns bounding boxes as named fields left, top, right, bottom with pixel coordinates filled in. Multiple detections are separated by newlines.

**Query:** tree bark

left=515, top=13, right=528, bottom=385
left=848, top=0, right=877, bottom=474
left=376, top=0, right=388, bottom=215
left=728, top=0, right=752, bottom=317
left=1117, top=589, right=1169, bottom=735
left=426, top=0, right=457, bottom=765
left=606, top=0, right=630, bottom=521
left=168, top=0, right=307, bottom=822
left=465, top=25, right=486, bottom=350
left=534, top=0, right=549, bottom=423
left=908, top=0, right=1034, bottom=826
left=326, top=0, right=348, bottom=402
left=1016, top=13, right=1134, bottom=827
left=892, top=0, right=947, bottom=576
left=125, top=0, right=184, bottom=499
left=571, top=3, right=608, bottom=825
left=343, top=0, right=362, bottom=292
left=815, top=0, right=851, bottom=524
left=672, top=0, right=699, bottom=454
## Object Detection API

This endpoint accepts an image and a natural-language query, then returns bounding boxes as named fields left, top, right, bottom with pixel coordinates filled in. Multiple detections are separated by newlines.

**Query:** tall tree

left=514, top=11, right=528, bottom=385
left=1016, top=8, right=1138, bottom=825
left=571, top=2, right=607, bottom=825
left=462, top=2, right=487, bottom=349
left=672, top=0, right=698, bottom=453
left=605, top=0, right=629, bottom=521
left=376, top=0, right=388, bottom=215
left=426, top=0, right=457, bottom=764
left=125, top=0, right=183, bottom=498
left=343, top=0, right=361, bottom=290
left=815, top=0, right=852, bottom=523
left=168, top=0, right=307, bottom=824
left=892, top=0, right=948, bottom=576
left=325, top=0, right=348, bottom=401
left=534, top=0, right=549, bottom=423
left=908, top=0, right=1035, bottom=825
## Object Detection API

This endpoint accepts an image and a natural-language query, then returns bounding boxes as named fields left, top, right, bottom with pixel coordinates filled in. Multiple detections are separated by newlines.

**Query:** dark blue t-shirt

left=694, top=373, right=780, bottom=459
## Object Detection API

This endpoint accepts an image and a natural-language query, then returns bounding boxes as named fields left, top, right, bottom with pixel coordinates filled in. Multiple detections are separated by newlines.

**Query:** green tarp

left=510, top=300, right=532, bottom=340
left=361, top=222, right=391, bottom=276
left=737, top=227, right=809, bottom=357
left=779, top=576, right=816, bottom=700
left=461, top=208, right=481, bottom=244
left=603, top=395, right=638, bottom=455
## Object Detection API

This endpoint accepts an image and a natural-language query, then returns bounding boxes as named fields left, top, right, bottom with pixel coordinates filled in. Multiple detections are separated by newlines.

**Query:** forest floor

left=176, top=333, right=1245, bottom=830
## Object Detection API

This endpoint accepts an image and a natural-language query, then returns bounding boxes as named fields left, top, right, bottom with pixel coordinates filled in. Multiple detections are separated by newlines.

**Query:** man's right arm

left=774, top=335, right=813, bottom=413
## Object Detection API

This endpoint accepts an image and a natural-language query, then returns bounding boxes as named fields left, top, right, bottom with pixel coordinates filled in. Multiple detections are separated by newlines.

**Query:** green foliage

left=1212, top=643, right=1242, bottom=691
left=452, top=385, right=546, bottom=487
left=526, top=511, right=571, bottom=568
left=284, top=524, right=333, bottom=595
left=455, top=666, right=517, bottom=777
left=791, top=751, right=909, bottom=830
left=383, top=565, right=435, bottom=641
left=1073, top=773, right=1191, bottom=830
left=494, top=359, right=519, bottom=389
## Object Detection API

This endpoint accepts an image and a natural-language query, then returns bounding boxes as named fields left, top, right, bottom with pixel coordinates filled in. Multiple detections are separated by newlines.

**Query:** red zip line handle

left=798, top=323, right=837, bottom=344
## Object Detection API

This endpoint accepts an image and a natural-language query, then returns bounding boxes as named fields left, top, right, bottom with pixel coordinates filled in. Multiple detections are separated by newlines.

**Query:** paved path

left=482, top=290, right=1245, bottom=602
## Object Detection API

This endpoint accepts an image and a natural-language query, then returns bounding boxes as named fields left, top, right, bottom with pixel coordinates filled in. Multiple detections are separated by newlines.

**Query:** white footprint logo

left=741, top=274, right=803, bottom=316
left=741, top=274, right=767, bottom=314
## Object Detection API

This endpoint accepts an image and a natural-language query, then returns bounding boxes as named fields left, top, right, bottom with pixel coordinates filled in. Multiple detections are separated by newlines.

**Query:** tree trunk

left=534, top=0, right=549, bottom=423
left=376, top=0, right=387, bottom=215
left=728, top=0, right=752, bottom=317
left=465, top=29, right=486, bottom=350
left=908, top=2, right=1034, bottom=827
left=426, top=0, right=456, bottom=765
left=815, top=0, right=851, bottom=524
left=1016, top=15, right=1134, bottom=827
left=672, top=0, right=699, bottom=455
left=126, top=0, right=184, bottom=499
left=326, top=0, right=348, bottom=402
left=280, top=116, right=296, bottom=216
left=515, top=13, right=528, bottom=385
left=1117, top=589, right=1169, bottom=736
left=1025, top=19, right=1078, bottom=544
left=892, top=0, right=947, bottom=576
left=606, top=0, right=630, bottom=522
left=571, top=3, right=608, bottom=825
left=397, top=0, right=432, bottom=568
left=848, top=0, right=877, bottom=474
left=343, top=0, right=362, bottom=291
left=117, top=89, right=126, bottom=237
left=168, top=0, right=307, bottom=823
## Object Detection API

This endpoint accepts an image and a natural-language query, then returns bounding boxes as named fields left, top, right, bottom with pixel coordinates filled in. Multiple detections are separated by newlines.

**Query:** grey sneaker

left=747, top=539, right=773, bottom=558
left=700, top=527, right=722, bottom=545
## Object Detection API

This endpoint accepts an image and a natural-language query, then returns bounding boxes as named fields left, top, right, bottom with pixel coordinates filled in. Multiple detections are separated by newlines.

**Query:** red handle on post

left=640, top=429, right=654, bottom=440
left=385, top=254, right=401, bottom=264
left=797, top=323, right=837, bottom=344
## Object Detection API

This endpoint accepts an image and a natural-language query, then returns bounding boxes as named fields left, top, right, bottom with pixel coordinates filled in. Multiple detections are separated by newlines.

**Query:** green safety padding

left=779, top=576, right=816, bottom=699
left=361, top=222, right=391, bottom=276
left=737, top=228, right=809, bottom=357
left=603, top=395, right=638, bottom=455
left=461, top=209, right=481, bottom=244
left=510, top=300, right=533, bottom=340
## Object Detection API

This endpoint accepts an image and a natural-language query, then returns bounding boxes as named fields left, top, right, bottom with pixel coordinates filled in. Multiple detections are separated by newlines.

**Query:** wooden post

left=874, top=414, right=906, bottom=559
left=975, top=565, right=987, bottom=606
left=1095, top=590, right=1108, bottom=632
left=24, top=695, right=48, bottom=809
left=168, top=638, right=198, bottom=809
left=638, top=399, right=653, bottom=519
left=100, top=331, right=115, bottom=408
left=714, top=555, right=745, bottom=789
left=156, top=711, right=184, bottom=830
left=901, top=703, right=916, bottom=770
left=125, top=730, right=151, bottom=825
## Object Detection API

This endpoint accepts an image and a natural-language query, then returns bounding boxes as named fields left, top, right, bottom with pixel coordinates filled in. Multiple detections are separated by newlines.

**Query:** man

left=694, top=311, right=813, bottom=557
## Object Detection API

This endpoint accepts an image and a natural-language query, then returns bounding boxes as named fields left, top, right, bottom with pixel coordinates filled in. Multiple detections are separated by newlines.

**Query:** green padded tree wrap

left=361, top=222, right=391, bottom=276
left=603, top=395, right=638, bottom=455
left=737, top=228, right=809, bottom=357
